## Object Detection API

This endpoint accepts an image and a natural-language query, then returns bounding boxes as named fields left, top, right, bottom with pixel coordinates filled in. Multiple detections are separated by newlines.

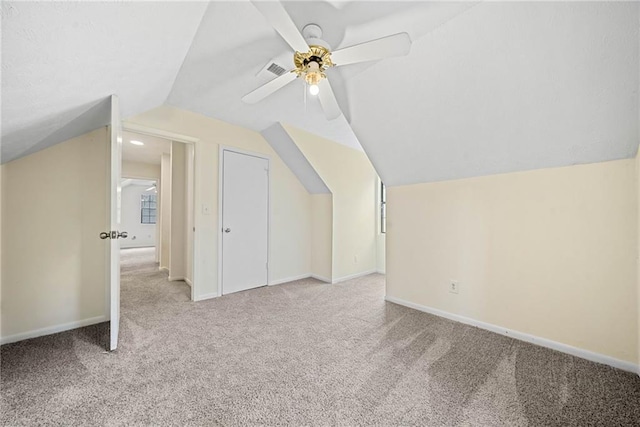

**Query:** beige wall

left=122, top=161, right=160, bottom=180
left=169, top=142, right=187, bottom=280
left=311, top=194, right=333, bottom=281
left=377, top=234, right=386, bottom=274
left=185, top=143, right=195, bottom=284
left=126, top=106, right=311, bottom=298
left=159, top=153, right=171, bottom=271
left=387, top=159, right=638, bottom=363
left=284, top=125, right=378, bottom=282
left=0, top=164, right=3, bottom=334
left=1, top=128, right=109, bottom=342
left=637, top=149, right=640, bottom=370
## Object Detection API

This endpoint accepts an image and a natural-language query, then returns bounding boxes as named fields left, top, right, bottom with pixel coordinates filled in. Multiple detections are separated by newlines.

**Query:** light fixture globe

left=309, top=84, right=319, bottom=95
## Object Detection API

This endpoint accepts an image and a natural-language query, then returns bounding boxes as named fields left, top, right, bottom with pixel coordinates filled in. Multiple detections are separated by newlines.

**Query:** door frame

left=218, top=145, right=270, bottom=297
left=121, top=122, right=200, bottom=302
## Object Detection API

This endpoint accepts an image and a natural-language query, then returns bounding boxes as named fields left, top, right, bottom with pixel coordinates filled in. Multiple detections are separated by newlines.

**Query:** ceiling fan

left=242, top=0, right=412, bottom=120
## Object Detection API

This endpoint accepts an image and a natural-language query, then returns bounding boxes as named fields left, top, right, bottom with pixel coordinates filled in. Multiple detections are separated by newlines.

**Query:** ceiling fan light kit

left=293, top=44, right=333, bottom=96
left=243, top=0, right=412, bottom=120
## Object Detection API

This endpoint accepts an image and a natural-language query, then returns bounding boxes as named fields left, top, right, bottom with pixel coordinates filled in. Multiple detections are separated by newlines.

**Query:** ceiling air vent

left=266, top=63, right=286, bottom=76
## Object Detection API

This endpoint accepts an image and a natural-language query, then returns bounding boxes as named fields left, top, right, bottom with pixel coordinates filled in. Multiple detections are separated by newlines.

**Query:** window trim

left=140, top=193, right=157, bottom=225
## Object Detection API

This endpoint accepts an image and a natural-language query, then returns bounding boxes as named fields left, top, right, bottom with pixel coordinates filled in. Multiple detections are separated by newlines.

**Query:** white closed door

left=221, top=150, right=269, bottom=295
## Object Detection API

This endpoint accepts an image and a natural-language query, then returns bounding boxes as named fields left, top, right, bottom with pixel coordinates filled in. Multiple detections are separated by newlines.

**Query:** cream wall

left=126, top=106, right=311, bottom=298
left=1, top=128, right=109, bottom=342
left=122, top=161, right=160, bottom=180
left=387, top=159, right=638, bottom=364
left=377, top=235, right=386, bottom=274
left=0, top=164, right=3, bottom=334
left=185, top=143, right=195, bottom=284
left=637, top=149, right=640, bottom=370
left=284, top=125, right=378, bottom=282
left=311, top=194, right=333, bottom=281
left=159, top=153, right=171, bottom=270
left=169, top=141, right=186, bottom=280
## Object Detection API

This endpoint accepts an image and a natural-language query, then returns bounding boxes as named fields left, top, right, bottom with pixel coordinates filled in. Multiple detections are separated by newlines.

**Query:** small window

left=380, top=182, right=386, bottom=234
left=141, top=194, right=157, bottom=224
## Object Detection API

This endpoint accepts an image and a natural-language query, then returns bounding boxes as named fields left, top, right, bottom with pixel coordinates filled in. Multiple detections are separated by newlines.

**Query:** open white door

left=108, top=95, right=123, bottom=350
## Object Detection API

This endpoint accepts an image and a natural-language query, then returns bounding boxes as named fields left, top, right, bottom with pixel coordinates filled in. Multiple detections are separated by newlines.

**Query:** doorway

left=219, top=148, right=269, bottom=295
left=119, top=130, right=195, bottom=293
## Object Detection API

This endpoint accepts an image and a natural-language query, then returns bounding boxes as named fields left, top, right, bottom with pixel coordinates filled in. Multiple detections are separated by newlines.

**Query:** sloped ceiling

left=346, top=1, right=640, bottom=185
left=2, top=1, right=638, bottom=188
left=1, top=1, right=207, bottom=163
left=167, top=1, right=475, bottom=152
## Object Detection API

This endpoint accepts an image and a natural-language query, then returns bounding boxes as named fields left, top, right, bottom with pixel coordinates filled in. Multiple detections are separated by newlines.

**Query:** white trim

left=376, top=270, right=386, bottom=275
left=123, top=122, right=199, bottom=144
left=218, top=146, right=271, bottom=297
left=1, top=315, right=108, bottom=345
left=385, top=295, right=639, bottom=374
left=168, top=276, right=185, bottom=282
left=269, top=273, right=311, bottom=286
left=185, top=278, right=193, bottom=287
left=311, top=274, right=332, bottom=283
left=194, top=292, right=218, bottom=302
left=122, top=122, right=200, bottom=303
left=331, top=270, right=377, bottom=284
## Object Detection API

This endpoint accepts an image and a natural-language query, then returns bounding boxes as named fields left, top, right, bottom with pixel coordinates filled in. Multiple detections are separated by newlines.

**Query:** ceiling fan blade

left=331, top=33, right=411, bottom=66
left=318, top=79, right=342, bottom=121
left=242, top=71, right=297, bottom=104
left=251, top=0, right=309, bottom=53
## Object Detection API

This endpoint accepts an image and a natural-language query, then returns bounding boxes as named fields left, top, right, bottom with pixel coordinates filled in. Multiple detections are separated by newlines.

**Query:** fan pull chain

left=303, top=80, right=307, bottom=112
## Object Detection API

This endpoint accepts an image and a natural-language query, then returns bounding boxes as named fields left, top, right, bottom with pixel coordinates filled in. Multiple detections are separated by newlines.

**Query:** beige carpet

left=2, top=247, right=639, bottom=426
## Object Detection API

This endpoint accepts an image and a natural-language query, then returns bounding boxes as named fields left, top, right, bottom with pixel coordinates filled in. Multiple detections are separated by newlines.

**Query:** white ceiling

left=2, top=1, right=639, bottom=187
left=122, top=131, right=171, bottom=166
left=1, top=1, right=207, bottom=163
left=348, top=1, right=640, bottom=185
left=167, top=1, right=476, bottom=152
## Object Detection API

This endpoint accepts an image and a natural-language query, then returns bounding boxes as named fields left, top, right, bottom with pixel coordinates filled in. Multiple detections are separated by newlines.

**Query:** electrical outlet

left=449, top=281, right=459, bottom=294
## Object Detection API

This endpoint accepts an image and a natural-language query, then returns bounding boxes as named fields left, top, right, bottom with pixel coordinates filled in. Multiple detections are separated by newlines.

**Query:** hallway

left=120, top=247, right=190, bottom=312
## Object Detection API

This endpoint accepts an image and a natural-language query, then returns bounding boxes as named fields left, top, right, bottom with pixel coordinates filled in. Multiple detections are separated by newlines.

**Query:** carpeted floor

left=2, top=247, right=640, bottom=426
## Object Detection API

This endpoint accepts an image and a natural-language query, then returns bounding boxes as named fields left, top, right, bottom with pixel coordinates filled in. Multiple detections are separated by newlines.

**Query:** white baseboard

left=159, top=266, right=169, bottom=273
left=269, top=273, right=312, bottom=286
left=376, top=270, right=386, bottom=274
left=385, top=296, right=638, bottom=374
left=185, top=278, right=193, bottom=287
left=311, top=274, right=331, bottom=283
left=168, top=276, right=185, bottom=282
left=331, top=270, right=377, bottom=284
left=194, top=292, right=218, bottom=302
left=0, top=315, right=108, bottom=345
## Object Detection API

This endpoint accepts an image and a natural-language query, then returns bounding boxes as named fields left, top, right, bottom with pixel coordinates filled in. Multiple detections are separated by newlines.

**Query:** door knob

left=224, top=228, right=231, bottom=233
left=100, top=232, right=111, bottom=240
left=117, top=231, right=128, bottom=239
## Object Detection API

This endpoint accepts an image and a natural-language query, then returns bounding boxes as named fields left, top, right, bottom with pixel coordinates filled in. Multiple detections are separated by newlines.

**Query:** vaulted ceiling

left=2, top=1, right=638, bottom=186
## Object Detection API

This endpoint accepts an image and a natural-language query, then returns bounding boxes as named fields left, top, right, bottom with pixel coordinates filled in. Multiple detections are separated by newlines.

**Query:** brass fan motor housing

left=293, top=45, right=334, bottom=84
